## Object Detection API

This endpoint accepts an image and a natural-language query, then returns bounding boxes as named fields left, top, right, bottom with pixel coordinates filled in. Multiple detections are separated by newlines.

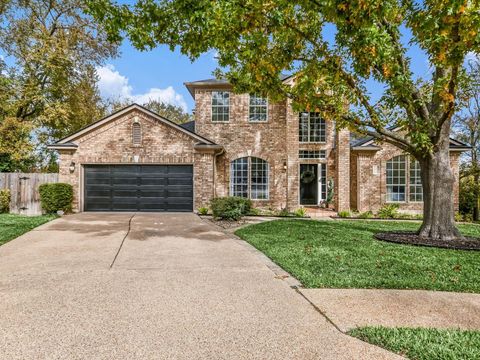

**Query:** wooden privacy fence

left=0, top=173, right=58, bottom=216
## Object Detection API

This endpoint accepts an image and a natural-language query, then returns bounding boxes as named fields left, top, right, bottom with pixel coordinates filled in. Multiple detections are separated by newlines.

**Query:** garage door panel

left=84, top=165, right=193, bottom=212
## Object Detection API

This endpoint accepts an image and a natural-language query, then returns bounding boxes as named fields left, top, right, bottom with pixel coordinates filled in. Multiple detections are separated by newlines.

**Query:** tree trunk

left=418, top=143, right=463, bottom=241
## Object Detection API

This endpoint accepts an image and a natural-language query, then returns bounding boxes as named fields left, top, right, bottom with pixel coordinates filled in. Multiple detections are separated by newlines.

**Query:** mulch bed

left=203, top=217, right=246, bottom=229
left=375, top=231, right=480, bottom=251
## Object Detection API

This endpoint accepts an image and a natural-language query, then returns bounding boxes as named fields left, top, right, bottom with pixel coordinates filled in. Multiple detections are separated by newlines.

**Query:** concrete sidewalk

left=301, top=288, right=480, bottom=332
left=0, top=213, right=400, bottom=360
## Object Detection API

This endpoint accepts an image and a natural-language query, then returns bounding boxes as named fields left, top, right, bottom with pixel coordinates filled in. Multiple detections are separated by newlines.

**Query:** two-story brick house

left=49, top=78, right=469, bottom=213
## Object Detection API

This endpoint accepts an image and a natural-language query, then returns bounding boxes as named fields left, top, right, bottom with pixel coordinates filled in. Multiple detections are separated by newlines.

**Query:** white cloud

left=96, top=64, right=188, bottom=111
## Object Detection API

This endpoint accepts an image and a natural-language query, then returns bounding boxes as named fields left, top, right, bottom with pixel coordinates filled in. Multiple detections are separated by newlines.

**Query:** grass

left=235, top=219, right=480, bottom=292
left=348, top=326, right=480, bottom=360
left=0, top=213, right=56, bottom=246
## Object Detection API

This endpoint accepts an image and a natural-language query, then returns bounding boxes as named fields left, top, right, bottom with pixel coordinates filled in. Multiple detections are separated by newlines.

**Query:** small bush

left=294, top=207, right=308, bottom=218
left=39, top=183, right=73, bottom=213
left=0, top=189, right=10, bottom=213
left=276, top=207, right=291, bottom=217
left=338, top=210, right=351, bottom=218
left=377, top=204, right=399, bottom=219
left=197, top=207, right=209, bottom=215
left=358, top=211, right=373, bottom=219
left=210, top=196, right=252, bottom=220
left=463, top=213, right=474, bottom=223
left=247, top=207, right=261, bottom=216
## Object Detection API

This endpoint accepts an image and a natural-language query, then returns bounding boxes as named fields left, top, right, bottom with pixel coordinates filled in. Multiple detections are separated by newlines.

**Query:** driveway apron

left=0, top=213, right=400, bottom=359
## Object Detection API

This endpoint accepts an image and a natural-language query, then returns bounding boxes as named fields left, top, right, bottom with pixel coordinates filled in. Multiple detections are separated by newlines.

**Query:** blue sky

left=96, top=42, right=218, bottom=112
left=99, top=24, right=434, bottom=114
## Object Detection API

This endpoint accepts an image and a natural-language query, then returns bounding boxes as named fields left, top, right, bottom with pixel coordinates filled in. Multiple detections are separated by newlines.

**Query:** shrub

left=294, top=207, right=308, bottom=217
left=338, top=210, right=351, bottom=218
left=38, top=183, right=73, bottom=213
left=197, top=206, right=209, bottom=215
left=210, top=196, right=252, bottom=220
left=377, top=204, right=399, bottom=219
left=276, top=207, right=291, bottom=217
left=247, top=207, right=261, bottom=216
left=0, top=189, right=10, bottom=213
left=358, top=210, right=373, bottom=219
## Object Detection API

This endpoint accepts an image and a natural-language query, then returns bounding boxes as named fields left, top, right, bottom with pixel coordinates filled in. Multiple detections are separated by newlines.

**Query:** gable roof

left=179, top=120, right=195, bottom=133
left=351, top=131, right=471, bottom=151
left=184, top=74, right=294, bottom=98
left=49, top=104, right=215, bottom=148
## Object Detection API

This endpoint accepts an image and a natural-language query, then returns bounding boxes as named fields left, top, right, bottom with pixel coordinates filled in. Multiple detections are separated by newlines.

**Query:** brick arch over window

left=386, top=155, right=423, bottom=203
left=230, top=156, right=269, bottom=200
left=132, top=122, right=142, bottom=145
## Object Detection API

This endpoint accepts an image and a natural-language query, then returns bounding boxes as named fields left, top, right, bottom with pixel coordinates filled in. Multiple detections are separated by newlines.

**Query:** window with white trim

left=409, top=159, right=423, bottom=202
left=230, top=157, right=269, bottom=200
left=299, top=112, right=326, bottom=142
left=132, top=122, right=141, bottom=145
left=212, top=91, right=230, bottom=122
left=386, top=155, right=406, bottom=202
left=299, top=150, right=326, bottom=159
left=249, top=94, right=268, bottom=122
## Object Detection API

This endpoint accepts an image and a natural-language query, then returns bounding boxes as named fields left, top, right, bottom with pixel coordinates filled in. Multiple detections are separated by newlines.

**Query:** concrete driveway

left=0, top=213, right=399, bottom=359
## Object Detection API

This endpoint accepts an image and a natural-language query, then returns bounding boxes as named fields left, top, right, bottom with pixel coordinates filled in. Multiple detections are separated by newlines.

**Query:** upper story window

left=299, top=150, right=326, bottom=160
left=132, top=122, right=142, bottom=146
left=230, top=157, right=269, bottom=200
left=299, top=112, right=326, bottom=143
left=249, top=94, right=268, bottom=122
left=212, top=91, right=230, bottom=122
left=386, top=155, right=423, bottom=203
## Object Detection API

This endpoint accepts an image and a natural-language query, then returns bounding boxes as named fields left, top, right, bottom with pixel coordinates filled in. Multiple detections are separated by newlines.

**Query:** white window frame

left=230, top=157, right=269, bottom=200
left=386, top=155, right=407, bottom=203
left=409, top=158, right=423, bottom=202
left=248, top=94, right=268, bottom=122
left=211, top=91, right=230, bottom=122
left=299, top=112, right=327, bottom=143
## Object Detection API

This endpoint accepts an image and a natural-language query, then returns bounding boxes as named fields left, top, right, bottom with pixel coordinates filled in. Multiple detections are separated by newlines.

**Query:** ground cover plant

left=235, top=220, right=480, bottom=292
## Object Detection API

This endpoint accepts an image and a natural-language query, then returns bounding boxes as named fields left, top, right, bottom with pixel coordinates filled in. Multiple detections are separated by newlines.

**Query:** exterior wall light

left=69, top=162, right=76, bottom=173
left=283, top=161, right=287, bottom=171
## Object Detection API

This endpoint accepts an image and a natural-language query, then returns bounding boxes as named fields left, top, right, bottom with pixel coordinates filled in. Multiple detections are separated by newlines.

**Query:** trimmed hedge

left=0, top=189, right=10, bottom=213
left=39, top=183, right=73, bottom=213
left=210, top=196, right=252, bottom=220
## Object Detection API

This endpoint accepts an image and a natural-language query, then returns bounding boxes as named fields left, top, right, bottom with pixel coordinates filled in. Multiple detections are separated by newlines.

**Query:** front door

left=300, top=164, right=318, bottom=205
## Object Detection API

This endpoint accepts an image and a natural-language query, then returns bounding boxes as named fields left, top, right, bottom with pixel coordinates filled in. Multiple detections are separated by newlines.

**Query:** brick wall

left=351, top=143, right=461, bottom=213
left=58, top=109, right=214, bottom=211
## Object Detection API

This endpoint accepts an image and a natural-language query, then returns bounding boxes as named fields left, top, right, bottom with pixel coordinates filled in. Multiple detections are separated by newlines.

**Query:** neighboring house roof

left=351, top=132, right=471, bottom=151
left=179, top=120, right=195, bottom=133
left=48, top=104, right=215, bottom=149
left=184, top=74, right=294, bottom=98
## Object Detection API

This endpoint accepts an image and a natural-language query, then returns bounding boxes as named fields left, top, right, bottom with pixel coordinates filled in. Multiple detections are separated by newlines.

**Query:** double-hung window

left=409, top=159, right=423, bottom=202
left=212, top=91, right=230, bottom=122
left=386, top=155, right=407, bottom=202
left=299, top=112, right=326, bottom=142
left=249, top=94, right=268, bottom=122
left=230, top=157, right=269, bottom=200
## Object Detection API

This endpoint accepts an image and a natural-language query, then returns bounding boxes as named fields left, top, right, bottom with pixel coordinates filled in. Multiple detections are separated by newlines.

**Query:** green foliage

left=247, top=207, right=261, bottom=216
left=235, top=219, right=480, bottom=292
left=349, top=327, right=480, bottom=360
left=38, top=183, right=73, bottom=214
left=294, top=207, right=307, bottom=218
left=0, top=189, right=10, bottom=213
left=358, top=211, right=374, bottom=219
left=377, top=204, right=400, bottom=219
left=0, top=214, right=56, bottom=246
left=0, top=0, right=117, bottom=171
left=325, top=178, right=334, bottom=207
left=210, top=196, right=252, bottom=220
left=276, top=207, right=290, bottom=217
left=197, top=206, right=209, bottom=215
left=455, top=212, right=464, bottom=222
left=459, top=176, right=479, bottom=218
left=338, top=210, right=351, bottom=218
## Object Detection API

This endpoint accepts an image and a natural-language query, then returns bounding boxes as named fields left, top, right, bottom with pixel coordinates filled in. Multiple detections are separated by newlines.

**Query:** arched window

left=132, top=122, right=142, bottom=145
left=386, top=155, right=423, bottom=202
left=230, top=157, right=269, bottom=200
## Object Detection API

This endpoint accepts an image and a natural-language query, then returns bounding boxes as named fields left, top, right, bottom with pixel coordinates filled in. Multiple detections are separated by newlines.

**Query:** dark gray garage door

left=84, top=165, right=193, bottom=212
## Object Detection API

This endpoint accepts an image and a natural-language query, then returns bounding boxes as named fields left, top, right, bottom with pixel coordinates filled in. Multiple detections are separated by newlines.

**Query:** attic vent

left=132, top=122, right=142, bottom=145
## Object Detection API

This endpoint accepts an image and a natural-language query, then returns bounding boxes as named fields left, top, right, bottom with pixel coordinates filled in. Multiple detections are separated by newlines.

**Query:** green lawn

left=0, top=213, right=56, bottom=246
left=348, top=327, right=480, bottom=360
left=235, top=220, right=480, bottom=292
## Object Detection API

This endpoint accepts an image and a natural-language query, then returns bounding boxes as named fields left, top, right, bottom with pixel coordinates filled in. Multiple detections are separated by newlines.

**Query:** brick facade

left=52, top=85, right=464, bottom=215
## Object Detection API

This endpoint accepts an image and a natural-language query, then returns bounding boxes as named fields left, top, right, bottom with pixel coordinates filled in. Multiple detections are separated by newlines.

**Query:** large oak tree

left=88, top=0, right=480, bottom=240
